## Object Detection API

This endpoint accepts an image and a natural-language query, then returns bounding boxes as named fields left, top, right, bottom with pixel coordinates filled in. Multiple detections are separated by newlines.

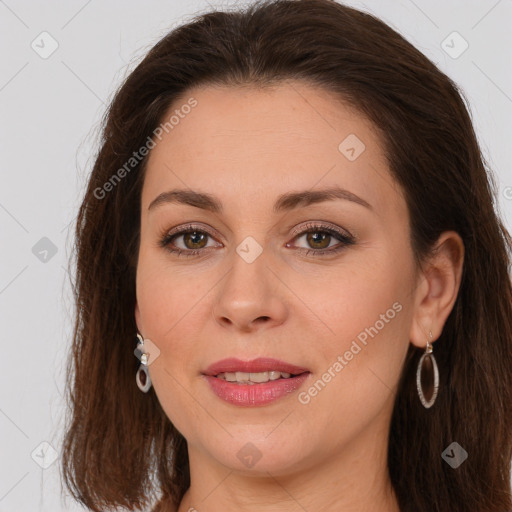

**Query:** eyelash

left=158, top=222, right=355, bottom=258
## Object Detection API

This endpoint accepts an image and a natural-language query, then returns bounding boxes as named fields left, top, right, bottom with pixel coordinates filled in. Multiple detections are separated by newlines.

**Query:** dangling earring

left=135, top=333, right=152, bottom=393
left=416, top=330, right=439, bottom=408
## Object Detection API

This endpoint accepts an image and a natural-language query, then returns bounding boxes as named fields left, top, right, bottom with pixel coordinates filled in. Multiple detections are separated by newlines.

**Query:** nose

left=212, top=252, right=288, bottom=333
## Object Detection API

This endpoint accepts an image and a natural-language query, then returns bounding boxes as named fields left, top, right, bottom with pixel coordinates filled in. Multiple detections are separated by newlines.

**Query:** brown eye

left=159, top=222, right=355, bottom=258
left=304, top=231, right=332, bottom=250
left=159, top=225, right=220, bottom=256
left=182, top=231, right=209, bottom=250
left=288, top=222, right=356, bottom=257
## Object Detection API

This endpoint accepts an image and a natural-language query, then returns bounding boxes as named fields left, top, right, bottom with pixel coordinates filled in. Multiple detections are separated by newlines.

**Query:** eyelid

left=162, top=222, right=223, bottom=242
left=158, top=220, right=356, bottom=259
left=288, top=220, right=353, bottom=239
left=162, top=220, right=353, bottom=244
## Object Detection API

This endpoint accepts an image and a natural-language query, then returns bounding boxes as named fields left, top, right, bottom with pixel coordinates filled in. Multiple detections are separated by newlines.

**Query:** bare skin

left=134, top=80, right=464, bottom=512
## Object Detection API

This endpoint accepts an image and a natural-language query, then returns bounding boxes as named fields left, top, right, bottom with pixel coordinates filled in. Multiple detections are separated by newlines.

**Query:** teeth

left=216, top=371, right=294, bottom=383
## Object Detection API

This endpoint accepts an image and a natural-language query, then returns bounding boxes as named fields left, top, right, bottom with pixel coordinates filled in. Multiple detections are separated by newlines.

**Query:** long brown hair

left=61, top=1, right=512, bottom=510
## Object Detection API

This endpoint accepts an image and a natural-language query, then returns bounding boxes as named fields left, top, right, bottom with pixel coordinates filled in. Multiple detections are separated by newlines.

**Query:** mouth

left=203, top=370, right=311, bottom=407
left=213, top=369, right=308, bottom=384
left=215, top=370, right=309, bottom=386
left=202, top=358, right=311, bottom=406
left=202, top=357, right=310, bottom=380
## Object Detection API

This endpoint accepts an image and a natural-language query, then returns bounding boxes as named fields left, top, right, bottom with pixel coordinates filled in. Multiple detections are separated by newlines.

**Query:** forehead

left=141, top=81, right=402, bottom=219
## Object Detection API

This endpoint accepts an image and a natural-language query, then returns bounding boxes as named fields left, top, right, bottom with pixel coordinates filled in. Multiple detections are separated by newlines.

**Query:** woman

left=61, top=0, right=512, bottom=511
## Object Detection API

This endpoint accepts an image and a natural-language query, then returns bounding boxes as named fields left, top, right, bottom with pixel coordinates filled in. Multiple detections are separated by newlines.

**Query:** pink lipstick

left=202, top=357, right=311, bottom=407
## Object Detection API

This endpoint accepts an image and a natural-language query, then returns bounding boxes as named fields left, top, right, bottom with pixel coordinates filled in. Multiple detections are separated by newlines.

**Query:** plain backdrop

left=0, top=1, right=511, bottom=511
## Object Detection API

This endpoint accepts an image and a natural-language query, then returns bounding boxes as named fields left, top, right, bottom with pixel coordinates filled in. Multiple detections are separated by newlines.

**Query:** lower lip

left=203, top=373, right=311, bottom=406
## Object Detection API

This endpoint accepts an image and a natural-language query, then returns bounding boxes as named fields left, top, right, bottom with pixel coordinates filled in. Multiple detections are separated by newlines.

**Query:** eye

left=158, top=221, right=355, bottom=258
left=158, top=224, right=219, bottom=257
left=287, top=222, right=355, bottom=257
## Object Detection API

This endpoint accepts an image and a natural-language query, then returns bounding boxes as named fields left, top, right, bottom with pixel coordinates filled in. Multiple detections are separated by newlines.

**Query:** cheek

left=290, top=248, right=407, bottom=348
left=296, top=308, right=408, bottom=455
left=136, top=246, right=209, bottom=336
left=294, top=253, right=411, bottom=430
left=136, top=272, right=204, bottom=375
left=136, top=279, right=202, bottom=434
left=135, top=253, right=213, bottom=425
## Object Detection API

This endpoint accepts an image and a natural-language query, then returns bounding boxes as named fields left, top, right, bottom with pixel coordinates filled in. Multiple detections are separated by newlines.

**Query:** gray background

left=0, top=0, right=511, bottom=511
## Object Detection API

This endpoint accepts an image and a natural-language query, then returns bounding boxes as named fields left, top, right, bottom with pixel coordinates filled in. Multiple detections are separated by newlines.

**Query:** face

left=135, top=81, right=420, bottom=477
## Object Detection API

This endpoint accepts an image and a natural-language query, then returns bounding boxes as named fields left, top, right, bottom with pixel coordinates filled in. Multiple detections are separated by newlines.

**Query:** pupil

left=185, top=231, right=207, bottom=249
left=308, top=232, right=329, bottom=248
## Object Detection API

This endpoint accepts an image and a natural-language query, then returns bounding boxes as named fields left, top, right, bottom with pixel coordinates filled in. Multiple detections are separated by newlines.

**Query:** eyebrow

left=147, top=186, right=373, bottom=214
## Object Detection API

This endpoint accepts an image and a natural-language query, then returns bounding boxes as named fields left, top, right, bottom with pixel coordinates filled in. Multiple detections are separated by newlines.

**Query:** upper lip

left=203, top=357, right=310, bottom=376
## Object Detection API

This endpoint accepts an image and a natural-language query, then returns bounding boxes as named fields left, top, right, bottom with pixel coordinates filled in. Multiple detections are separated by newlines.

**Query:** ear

left=409, top=230, right=465, bottom=348
left=135, top=302, right=143, bottom=336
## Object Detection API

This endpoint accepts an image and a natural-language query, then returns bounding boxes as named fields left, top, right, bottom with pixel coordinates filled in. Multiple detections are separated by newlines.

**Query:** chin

left=207, top=434, right=311, bottom=476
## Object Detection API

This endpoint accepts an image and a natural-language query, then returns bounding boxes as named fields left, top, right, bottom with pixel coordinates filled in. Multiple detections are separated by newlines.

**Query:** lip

left=203, top=373, right=311, bottom=407
left=202, top=357, right=310, bottom=376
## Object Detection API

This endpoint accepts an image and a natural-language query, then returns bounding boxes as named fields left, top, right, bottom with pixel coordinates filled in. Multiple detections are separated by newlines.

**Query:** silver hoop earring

left=416, top=330, right=439, bottom=409
left=135, top=333, right=152, bottom=393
